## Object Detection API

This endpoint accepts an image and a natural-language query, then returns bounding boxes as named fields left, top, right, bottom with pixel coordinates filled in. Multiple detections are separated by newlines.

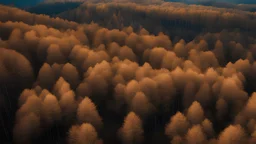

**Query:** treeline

left=57, top=2, right=256, bottom=42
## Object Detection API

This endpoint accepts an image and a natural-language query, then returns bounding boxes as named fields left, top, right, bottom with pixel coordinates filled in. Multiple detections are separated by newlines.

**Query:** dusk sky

left=0, top=0, right=256, bottom=8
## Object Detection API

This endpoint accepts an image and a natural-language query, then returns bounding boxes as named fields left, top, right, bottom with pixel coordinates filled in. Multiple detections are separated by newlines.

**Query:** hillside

left=0, top=1, right=256, bottom=144
left=57, top=1, right=256, bottom=42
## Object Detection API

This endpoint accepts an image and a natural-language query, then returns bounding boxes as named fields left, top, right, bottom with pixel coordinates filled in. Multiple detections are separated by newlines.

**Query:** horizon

left=0, top=0, right=256, bottom=8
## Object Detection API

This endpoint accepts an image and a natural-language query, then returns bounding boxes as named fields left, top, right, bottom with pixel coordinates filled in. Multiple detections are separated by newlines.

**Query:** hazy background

left=1, top=0, right=256, bottom=8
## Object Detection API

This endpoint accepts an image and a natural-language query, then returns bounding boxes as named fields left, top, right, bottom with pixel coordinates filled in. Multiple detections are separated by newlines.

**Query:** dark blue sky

left=0, top=0, right=43, bottom=7
left=0, top=0, right=255, bottom=8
